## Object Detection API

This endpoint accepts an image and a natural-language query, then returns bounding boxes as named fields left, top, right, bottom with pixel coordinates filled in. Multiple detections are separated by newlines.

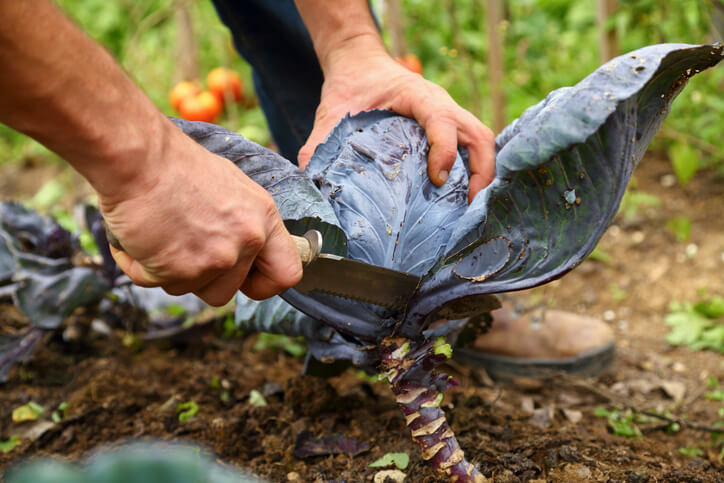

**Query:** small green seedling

left=666, top=216, right=692, bottom=242
left=665, top=298, right=724, bottom=353
left=679, top=446, right=704, bottom=458
left=369, top=452, right=410, bottom=470
left=588, top=246, right=613, bottom=265
left=594, top=407, right=643, bottom=438
left=0, top=435, right=21, bottom=453
left=248, top=390, right=267, bottom=407
left=253, top=333, right=306, bottom=358
left=176, top=401, right=199, bottom=423
left=51, top=401, right=68, bottom=423
left=668, top=141, right=699, bottom=185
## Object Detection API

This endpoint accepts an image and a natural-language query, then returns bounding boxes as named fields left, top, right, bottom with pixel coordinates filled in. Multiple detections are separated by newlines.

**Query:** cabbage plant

left=204, top=44, right=722, bottom=481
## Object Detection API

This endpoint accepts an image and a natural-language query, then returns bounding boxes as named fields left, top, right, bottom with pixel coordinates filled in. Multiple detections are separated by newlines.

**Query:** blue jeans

left=210, top=0, right=323, bottom=164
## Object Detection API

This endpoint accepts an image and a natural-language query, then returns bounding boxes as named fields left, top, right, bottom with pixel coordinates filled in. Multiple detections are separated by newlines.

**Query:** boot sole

left=453, top=341, right=615, bottom=381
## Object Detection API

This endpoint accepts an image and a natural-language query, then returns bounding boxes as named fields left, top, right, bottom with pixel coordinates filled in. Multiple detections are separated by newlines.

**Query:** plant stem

left=381, top=338, right=486, bottom=482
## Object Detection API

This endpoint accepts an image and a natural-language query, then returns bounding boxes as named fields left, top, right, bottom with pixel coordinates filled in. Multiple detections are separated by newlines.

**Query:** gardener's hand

left=295, top=0, right=495, bottom=202
left=100, top=123, right=303, bottom=306
left=0, top=1, right=301, bottom=306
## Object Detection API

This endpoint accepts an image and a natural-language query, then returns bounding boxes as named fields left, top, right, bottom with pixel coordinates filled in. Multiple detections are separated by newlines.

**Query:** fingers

left=457, top=114, right=496, bottom=201
left=192, top=258, right=252, bottom=306
left=424, top=115, right=459, bottom=186
left=407, top=86, right=496, bottom=201
left=110, top=222, right=301, bottom=307
left=422, top=111, right=496, bottom=201
left=110, top=246, right=163, bottom=287
left=240, top=223, right=303, bottom=300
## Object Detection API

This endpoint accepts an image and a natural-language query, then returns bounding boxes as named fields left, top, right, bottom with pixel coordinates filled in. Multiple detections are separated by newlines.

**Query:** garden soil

left=1, top=153, right=723, bottom=482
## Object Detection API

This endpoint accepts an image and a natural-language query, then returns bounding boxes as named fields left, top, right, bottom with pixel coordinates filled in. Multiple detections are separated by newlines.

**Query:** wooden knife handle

left=104, top=221, right=322, bottom=267
left=293, top=230, right=322, bottom=266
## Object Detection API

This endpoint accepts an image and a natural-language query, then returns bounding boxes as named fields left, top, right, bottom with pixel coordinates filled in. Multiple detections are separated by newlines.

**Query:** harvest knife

left=292, top=230, right=420, bottom=309
left=104, top=225, right=420, bottom=310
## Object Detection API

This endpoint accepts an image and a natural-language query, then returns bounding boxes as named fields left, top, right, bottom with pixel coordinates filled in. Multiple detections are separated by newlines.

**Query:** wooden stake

left=385, top=0, right=407, bottom=58
left=597, top=0, right=619, bottom=63
left=175, top=0, right=199, bottom=82
left=485, top=0, right=505, bottom=133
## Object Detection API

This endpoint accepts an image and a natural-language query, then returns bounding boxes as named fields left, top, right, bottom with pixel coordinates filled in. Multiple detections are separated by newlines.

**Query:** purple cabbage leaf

left=227, top=43, right=723, bottom=343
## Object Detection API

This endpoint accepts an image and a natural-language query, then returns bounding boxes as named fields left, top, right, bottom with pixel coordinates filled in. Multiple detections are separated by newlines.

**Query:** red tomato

left=206, top=67, right=244, bottom=104
left=395, top=53, right=423, bottom=75
left=169, top=81, right=201, bottom=113
left=178, top=91, right=223, bottom=123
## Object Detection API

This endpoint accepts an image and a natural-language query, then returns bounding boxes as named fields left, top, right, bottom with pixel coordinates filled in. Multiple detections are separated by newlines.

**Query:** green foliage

left=392, top=0, right=724, bottom=181
left=609, top=283, right=627, bottom=302
left=594, top=407, right=644, bottom=438
left=51, top=401, right=68, bottom=424
left=2, top=0, right=720, bottom=179
left=176, top=401, right=199, bottom=423
left=0, top=435, right=21, bottom=453
left=618, top=188, right=661, bottom=222
left=679, top=446, right=705, bottom=458
left=253, top=333, right=306, bottom=358
left=695, top=296, right=724, bottom=318
left=12, top=401, right=45, bottom=423
left=588, top=246, right=613, bottom=264
left=665, top=298, right=724, bottom=352
left=222, top=313, right=242, bottom=338
left=666, top=216, right=692, bottom=243
left=369, top=452, right=410, bottom=470
left=433, top=336, right=452, bottom=359
left=668, top=142, right=700, bottom=185
left=248, top=389, right=267, bottom=407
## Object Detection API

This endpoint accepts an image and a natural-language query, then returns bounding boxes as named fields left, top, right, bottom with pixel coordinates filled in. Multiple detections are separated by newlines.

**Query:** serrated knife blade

left=292, top=253, right=421, bottom=309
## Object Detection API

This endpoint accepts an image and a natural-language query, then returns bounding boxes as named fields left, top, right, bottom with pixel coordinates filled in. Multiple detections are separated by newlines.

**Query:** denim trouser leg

left=210, top=0, right=323, bottom=164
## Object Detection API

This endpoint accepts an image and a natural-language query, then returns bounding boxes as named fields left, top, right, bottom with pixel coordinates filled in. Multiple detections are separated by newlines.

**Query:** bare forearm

left=0, top=0, right=169, bottom=198
left=293, top=0, right=387, bottom=72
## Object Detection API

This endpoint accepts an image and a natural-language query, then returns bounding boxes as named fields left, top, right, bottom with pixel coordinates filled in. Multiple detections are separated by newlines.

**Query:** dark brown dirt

left=1, top=153, right=723, bottom=482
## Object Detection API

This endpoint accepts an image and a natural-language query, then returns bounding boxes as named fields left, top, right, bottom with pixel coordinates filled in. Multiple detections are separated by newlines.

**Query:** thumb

left=110, top=246, right=163, bottom=287
left=297, top=106, right=345, bottom=170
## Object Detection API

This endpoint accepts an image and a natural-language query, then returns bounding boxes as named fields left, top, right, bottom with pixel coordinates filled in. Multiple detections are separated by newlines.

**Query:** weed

left=176, top=401, right=199, bottom=423
left=666, top=216, right=692, bottom=242
left=618, top=189, right=661, bottom=222
left=588, top=246, right=613, bottom=264
left=51, top=401, right=68, bottom=423
left=665, top=298, right=724, bottom=353
left=594, top=407, right=644, bottom=438
left=253, top=333, right=306, bottom=358
left=248, top=389, right=267, bottom=407
left=369, top=452, right=410, bottom=470
left=679, top=446, right=704, bottom=458
left=0, top=435, right=21, bottom=453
